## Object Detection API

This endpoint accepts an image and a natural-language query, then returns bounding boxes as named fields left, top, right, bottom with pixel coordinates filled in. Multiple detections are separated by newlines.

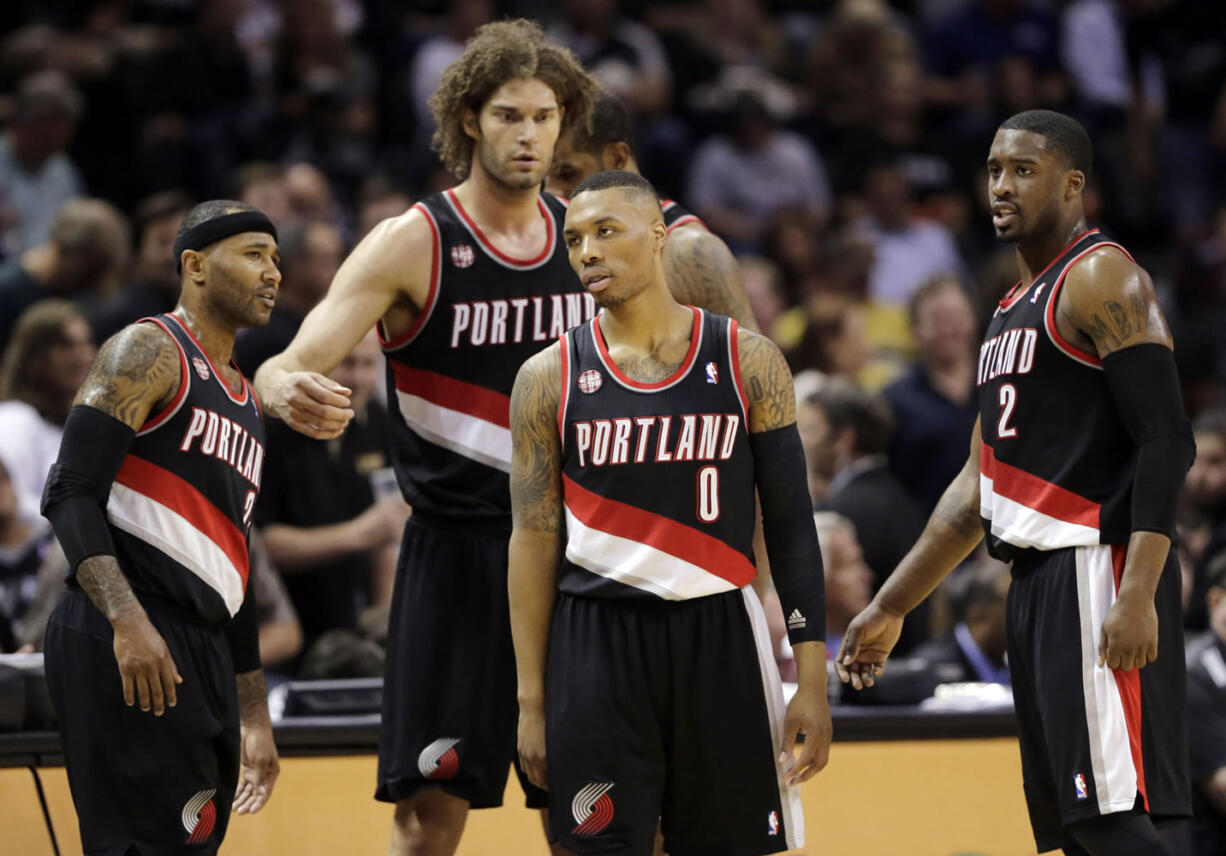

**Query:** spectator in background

left=813, top=377, right=929, bottom=653
left=356, top=176, right=410, bottom=240
left=795, top=375, right=834, bottom=507
left=89, top=190, right=193, bottom=344
left=1185, top=409, right=1226, bottom=632
left=1187, top=553, right=1226, bottom=855
left=234, top=217, right=344, bottom=375
left=883, top=275, right=979, bottom=514
left=0, top=198, right=129, bottom=351
left=549, top=0, right=672, bottom=117
left=687, top=91, right=830, bottom=250
left=852, top=152, right=967, bottom=307
left=789, top=294, right=871, bottom=382
left=0, top=300, right=94, bottom=523
left=231, top=162, right=293, bottom=228
left=813, top=511, right=874, bottom=658
left=255, top=331, right=408, bottom=657
left=0, top=70, right=85, bottom=257
left=248, top=532, right=303, bottom=684
left=911, top=558, right=1011, bottom=684
left=0, top=457, right=47, bottom=651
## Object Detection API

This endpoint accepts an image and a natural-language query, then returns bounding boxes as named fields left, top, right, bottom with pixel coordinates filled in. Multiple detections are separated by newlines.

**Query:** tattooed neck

left=615, top=354, right=683, bottom=383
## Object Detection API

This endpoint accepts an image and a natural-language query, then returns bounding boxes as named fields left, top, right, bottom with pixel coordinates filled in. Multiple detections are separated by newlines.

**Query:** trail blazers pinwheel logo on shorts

left=571, top=780, right=615, bottom=836
left=182, top=788, right=217, bottom=845
left=418, top=738, right=461, bottom=780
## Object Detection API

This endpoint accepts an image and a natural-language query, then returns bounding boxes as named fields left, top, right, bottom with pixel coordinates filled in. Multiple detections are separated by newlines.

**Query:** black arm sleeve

left=749, top=423, right=826, bottom=644
left=224, top=568, right=262, bottom=674
left=40, top=405, right=135, bottom=574
left=1101, top=343, right=1196, bottom=537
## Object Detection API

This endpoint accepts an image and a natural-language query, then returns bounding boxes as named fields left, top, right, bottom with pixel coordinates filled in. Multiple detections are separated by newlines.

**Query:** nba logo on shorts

left=705, top=361, right=719, bottom=384
left=191, top=357, right=210, bottom=380
left=450, top=243, right=475, bottom=268
left=767, top=810, right=779, bottom=836
left=1074, top=773, right=1088, bottom=800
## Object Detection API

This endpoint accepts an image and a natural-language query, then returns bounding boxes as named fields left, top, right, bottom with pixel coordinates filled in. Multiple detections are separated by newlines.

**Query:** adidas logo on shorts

left=786, top=609, right=806, bottom=630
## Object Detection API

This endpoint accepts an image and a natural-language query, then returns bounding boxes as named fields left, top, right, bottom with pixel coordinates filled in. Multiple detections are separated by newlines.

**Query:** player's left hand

left=233, top=723, right=280, bottom=814
left=1098, top=595, right=1159, bottom=672
left=779, top=686, right=832, bottom=787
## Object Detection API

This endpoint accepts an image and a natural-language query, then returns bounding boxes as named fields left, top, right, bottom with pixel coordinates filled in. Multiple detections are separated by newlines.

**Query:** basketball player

left=509, top=170, right=831, bottom=855
left=837, top=110, right=1194, bottom=856
left=547, top=92, right=757, bottom=330
left=253, top=19, right=599, bottom=856
left=40, top=200, right=281, bottom=855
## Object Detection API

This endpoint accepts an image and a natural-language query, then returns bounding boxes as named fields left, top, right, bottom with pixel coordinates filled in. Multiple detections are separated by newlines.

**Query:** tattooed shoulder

left=1064, top=247, right=1172, bottom=356
left=662, top=226, right=757, bottom=330
left=75, top=321, right=182, bottom=429
left=737, top=329, right=796, bottom=432
left=509, top=343, right=564, bottom=533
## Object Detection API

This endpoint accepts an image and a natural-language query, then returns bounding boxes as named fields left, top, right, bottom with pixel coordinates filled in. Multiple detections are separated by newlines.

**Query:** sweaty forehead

left=989, top=128, right=1053, bottom=162
left=565, top=188, right=655, bottom=228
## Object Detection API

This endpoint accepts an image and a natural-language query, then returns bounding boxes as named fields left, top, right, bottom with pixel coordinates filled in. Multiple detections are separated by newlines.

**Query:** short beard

left=475, top=138, right=545, bottom=191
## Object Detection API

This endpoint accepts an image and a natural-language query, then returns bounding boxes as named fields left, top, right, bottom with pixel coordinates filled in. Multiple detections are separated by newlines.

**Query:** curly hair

left=429, top=19, right=598, bottom=179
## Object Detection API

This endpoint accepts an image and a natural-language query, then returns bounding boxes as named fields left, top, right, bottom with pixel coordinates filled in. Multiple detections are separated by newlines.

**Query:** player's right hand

left=111, top=612, right=183, bottom=716
left=835, top=601, right=904, bottom=690
left=261, top=369, right=354, bottom=439
left=517, top=705, right=548, bottom=790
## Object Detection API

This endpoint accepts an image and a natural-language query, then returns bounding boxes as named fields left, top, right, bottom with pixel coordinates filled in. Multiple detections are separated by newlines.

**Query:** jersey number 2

left=242, top=489, right=257, bottom=530
left=697, top=466, right=720, bottom=523
left=997, top=384, right=1018, bottom=439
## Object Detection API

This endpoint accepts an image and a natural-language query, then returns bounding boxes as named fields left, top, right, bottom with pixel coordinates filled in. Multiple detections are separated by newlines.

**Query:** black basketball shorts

left=1007, top=544, right=1192, bottom=852
left=375, top=515, right=547, bottom=809
left=44, top=587, right=240, bottom=856
left=545, top=587, right=803, bottom=856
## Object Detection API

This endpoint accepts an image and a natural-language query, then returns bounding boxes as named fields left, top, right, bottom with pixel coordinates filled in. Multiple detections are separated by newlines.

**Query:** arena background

left=1, top=0, right=1225, bottom=854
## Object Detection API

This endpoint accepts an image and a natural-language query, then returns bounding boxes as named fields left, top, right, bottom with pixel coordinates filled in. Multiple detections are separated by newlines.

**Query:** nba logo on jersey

left=450, top=243, right=475, bottom=268
left=191, top=356, right=210, bottom=380
left=577, top=369, right=602, bottom=394
left=1030, top=283, right=1047, bottom=304
left=705, top=361, right=719, bottom=384
left=767, top=810, right=779, bottom=836
left=1074, top=773, right=1088, bottom=800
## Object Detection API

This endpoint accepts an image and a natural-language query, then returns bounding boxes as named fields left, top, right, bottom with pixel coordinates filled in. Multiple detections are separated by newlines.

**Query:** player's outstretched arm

left=663, top=226, right=759, bottom=331
left=1061, top=249, right=1194, bottom=672
left=255, top=210, right=434, bottom=439
left=233, top=669, right=279, bottom=814
left=738, top=329, right=830, bottom=784
left=508, top=343, right=564, bottom=790
left=838, top=418, right=985, bottom=690
left=42, top=323, right=185, bottom=715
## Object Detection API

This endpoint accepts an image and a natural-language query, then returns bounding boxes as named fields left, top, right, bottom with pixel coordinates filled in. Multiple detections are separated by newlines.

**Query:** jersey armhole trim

left=1043, top=241, right=1135, bottom=370
left=379, top=202, right=441, bottom=352
left=558, top=333, right=571, bottom=450
left=728, top=319, right=749, bottom=422
left=666, top=215, right=705, bottom=233
left=135, top=316, right=190, bottom=436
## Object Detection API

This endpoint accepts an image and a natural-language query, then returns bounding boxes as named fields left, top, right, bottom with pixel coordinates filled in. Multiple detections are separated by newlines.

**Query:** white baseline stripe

left=563, top=508, right=737, bottom=601
left=980, top=475, right=1100, bottom=550
left=107, top=484, right=244, bottom=616
left=740, top=586, right=803, bottom=849
left=1075, top=545, right=1138, bottom=815
left=396, top=390, right=511, bottom=472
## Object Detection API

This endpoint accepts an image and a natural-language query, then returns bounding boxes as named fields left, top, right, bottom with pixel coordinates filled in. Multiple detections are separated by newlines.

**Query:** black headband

left=174, top=210, right=278, bottom=272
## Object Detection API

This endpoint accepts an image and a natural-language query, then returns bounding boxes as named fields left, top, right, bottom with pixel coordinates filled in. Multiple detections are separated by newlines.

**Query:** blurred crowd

left=0, top=0, right=1224, bottom=770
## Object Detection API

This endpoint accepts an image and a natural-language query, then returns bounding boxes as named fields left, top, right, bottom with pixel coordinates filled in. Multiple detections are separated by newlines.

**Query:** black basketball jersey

left=380, top=189, right=596, bottom=527
left=662, top=198, right=703, bottom=233
left=105, top=314, right=265, bottom=625
left=977, top=229, right=1136, bottom=559
left=557, top=308, right=757, bottom=600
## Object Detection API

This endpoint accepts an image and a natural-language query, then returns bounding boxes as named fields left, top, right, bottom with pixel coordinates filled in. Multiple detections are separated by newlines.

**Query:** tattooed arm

left=737, top=330, right=831, bottom=784
left=1059, top=247, right=1185, bottom=673
left=838, top=419, right=985, bottom=689
left=663, top=225, right=759, bottom=332
left=64, top=323, right=185, bottom=714
left=233, top=669, right=279, bottom=814
left=507, top=343, right=563, bottom=790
